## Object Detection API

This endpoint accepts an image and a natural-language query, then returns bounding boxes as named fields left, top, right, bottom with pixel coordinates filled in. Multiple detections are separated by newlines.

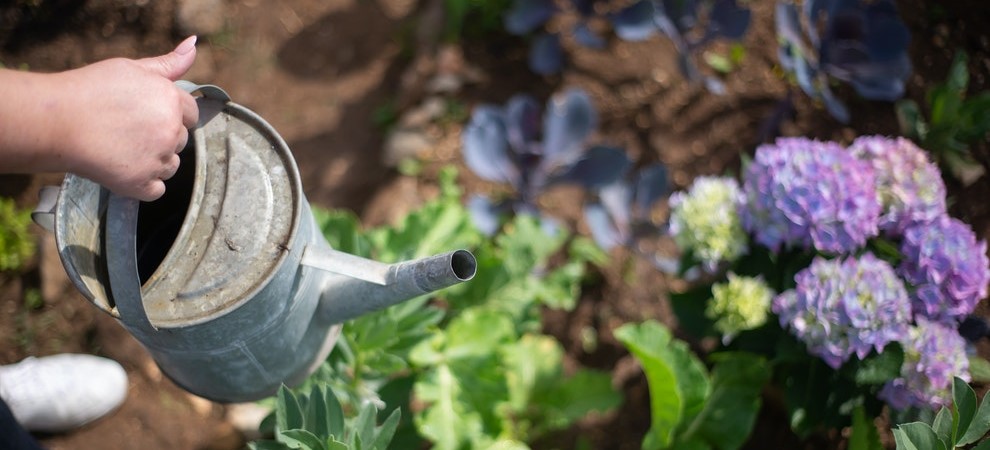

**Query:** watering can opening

left=135, top=143, right=197, bottom=284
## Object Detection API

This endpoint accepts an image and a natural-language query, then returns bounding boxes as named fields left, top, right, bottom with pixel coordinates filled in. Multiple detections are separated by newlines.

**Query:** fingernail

left=175, top=35, right=197, bottom=55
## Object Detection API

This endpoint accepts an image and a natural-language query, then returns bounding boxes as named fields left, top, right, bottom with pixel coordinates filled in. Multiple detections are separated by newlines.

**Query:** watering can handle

left=175, top=80, right=231, bottom=102
left=104, top=192, right=159, bottom=331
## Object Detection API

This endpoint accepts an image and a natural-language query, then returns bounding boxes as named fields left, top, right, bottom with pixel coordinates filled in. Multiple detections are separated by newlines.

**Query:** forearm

left=0, top=69, right=73, bottom=174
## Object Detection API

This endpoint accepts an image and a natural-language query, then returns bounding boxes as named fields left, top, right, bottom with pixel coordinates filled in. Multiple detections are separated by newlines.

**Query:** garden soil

left=0, top=0, right=988, bottom=449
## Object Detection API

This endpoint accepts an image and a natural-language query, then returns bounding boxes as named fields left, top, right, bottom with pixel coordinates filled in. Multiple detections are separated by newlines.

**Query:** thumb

left=135, top=35, right=198, bottom=81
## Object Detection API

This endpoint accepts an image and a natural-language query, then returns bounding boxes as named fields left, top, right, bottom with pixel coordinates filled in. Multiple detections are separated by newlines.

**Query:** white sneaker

left=0, top=354, right=128, bottom=433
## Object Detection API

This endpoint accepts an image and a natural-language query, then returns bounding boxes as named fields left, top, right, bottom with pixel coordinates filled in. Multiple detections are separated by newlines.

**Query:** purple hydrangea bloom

left=740, top=138, right=881, bottom=253
left=773, top=253, right=912, bottom=369
left=847, top=136, right=947, bottom=236
left=879, top=318, right=970, bottom=410
left=898, top=215, right=990, bottom=323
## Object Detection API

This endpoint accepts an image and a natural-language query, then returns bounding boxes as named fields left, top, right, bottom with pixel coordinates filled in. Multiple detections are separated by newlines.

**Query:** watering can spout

left=301, top=246, right=477, bottom=324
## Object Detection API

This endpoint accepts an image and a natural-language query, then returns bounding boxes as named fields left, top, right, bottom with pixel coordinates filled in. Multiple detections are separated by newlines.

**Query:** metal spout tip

left=450, top=250, right=477, bottom=282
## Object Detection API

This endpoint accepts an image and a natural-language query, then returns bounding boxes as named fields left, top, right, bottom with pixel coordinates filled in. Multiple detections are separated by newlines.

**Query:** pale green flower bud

left=706, top=273, right=774, bottom=340
left=669, top=176, right=747, bottom=271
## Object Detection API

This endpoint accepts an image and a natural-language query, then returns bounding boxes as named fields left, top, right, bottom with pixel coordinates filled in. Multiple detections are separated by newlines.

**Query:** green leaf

left=972, top=439, right=990, bottom=450
left=249, top=440, right=287, bottom=450
left=892, top=428, right=916, bottom=450
left=969, top=356, right=990, bottom=383
left=615, top=321, right=710, bottom=449
left=896, top=423, right=946, bottom=450
left=954, top=377, right=979, bottom=443
left=278, top=429, right=326, bottom=450
left=895, top=100, right=927, bottom=140
left=704, top=51, right=733, bottom=74
left=369, top=408, right=401, bottom=450
left=322, top=385, right=346, bottom=438
left=690, top=352, right=769, bottom=450
left=538, top=369, right=622, bottom=433
left=854, top=345, right=904, bottom=385
left=931, top=407, right=952, bottom=449
left=849, top=405, right=884, bottom=450
left=959, top=383, right=990, bottom=445
left=277, top=385, right=306, bottom=431
left=945, top=51, right=970, bottom=93
left=306, top=385, right=332, bottom=440
left=352, top=402, right=377, bottom=449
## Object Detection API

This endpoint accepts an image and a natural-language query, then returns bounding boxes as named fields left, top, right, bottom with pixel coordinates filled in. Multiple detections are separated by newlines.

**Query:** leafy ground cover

left=0, top=0, right=989, bottom=449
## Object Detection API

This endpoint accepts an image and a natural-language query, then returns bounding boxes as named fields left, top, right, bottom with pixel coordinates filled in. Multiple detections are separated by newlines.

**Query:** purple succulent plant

left=462, top=88, right=630, bottom=234
left=612, top=0, right=751, bottom=93
left=773, top=253, right=912, bottom=369
left=847, top=135, right=947, bottom=236
left=739, top=137, right=881, bottom=253
left=898, top=215, right=990, bottom=323
left=775, top=0, right=911, bottom=122
left=879, top=318, right=970, bottom=410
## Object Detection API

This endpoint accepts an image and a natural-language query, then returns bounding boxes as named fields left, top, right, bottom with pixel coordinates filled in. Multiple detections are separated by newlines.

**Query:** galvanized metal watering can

left=32, top=82, right=477, bottom=403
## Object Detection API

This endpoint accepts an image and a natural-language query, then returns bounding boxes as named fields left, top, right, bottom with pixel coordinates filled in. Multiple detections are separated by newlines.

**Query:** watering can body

left=34, top=84, right=476, bottom=403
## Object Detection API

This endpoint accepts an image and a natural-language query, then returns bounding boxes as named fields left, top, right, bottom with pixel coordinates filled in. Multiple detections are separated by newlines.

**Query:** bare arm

left=0, top=36, right=200, bottom=201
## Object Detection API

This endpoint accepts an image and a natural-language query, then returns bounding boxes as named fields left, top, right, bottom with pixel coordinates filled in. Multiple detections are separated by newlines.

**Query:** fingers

left=179, top=90, right=199, bottom=129
left=160, top=153, right=181, bottom=181
left=141, top=180, right=167, bottom=202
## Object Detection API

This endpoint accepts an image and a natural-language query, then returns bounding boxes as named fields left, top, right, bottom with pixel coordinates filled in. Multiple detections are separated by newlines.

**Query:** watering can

left=31, top=82, right=477, bottom=403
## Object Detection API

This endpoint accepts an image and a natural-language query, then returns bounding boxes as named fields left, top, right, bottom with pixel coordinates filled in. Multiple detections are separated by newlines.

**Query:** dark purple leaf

left=584, top=203, right=626, bottom=250
left=612, top=0, right=657, bottom=41
left=541, top=88, right=597, bottom=171
left=600, top=181, right=633, bottom=237
left=572, top=22, right=607, bottom=49
left=529, top=32, right=564, bottom=75
left=570, top=0, right=597, bottom=17
left=505, top=95, right=543, bottom=156
left=708, top=0, right=751, bottom=40
left=505, top=0, right=557, bottom=35
left=633, top=164, right=669, bottom=216
left=468, top=195, right=506, bottom=236
left=549, top=145, right=632, bottom=189
left=774, top=2, right=805, bottom=47
left=820, top=86, right=850, bottom=123
left=462, top=106, right=521, bottom=185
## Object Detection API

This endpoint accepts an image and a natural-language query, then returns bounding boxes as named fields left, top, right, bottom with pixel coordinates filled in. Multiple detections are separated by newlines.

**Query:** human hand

left=50, top=36, right=200, bottom=201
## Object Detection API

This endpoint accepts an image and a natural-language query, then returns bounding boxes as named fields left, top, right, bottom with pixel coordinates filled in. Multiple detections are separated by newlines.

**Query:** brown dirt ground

left=0, top=0, right=988, bottom=449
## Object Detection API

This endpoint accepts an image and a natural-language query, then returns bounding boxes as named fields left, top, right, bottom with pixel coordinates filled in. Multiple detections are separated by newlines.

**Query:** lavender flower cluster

left=732, top=136, right=989, bottom=410
left=740, top=137, right=880, bottom=254
left=772, top=254, right=912, bottom=370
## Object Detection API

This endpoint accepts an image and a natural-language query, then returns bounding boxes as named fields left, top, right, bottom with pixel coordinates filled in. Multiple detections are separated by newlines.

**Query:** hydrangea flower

left=705, top=273, right=774, bottom=341
left=773, top=253, right=912, bottom=369
left=847, top=136, right=946, bottom=236
left=879, top=318, right=970, bottom=410
left=740, top=138, right=881, bottom=253
left=898, top=215, right=990, bottom=323
left=669, top=176, right=747, bottom=270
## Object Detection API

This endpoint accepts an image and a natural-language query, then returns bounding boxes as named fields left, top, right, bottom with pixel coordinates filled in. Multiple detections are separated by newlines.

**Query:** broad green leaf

left=277, top=385, right=306, bottom=431
left=973, top=439, right=990, bottom=450
left=955, top=377, right=979, bottom=443
left=855, top=346, right=904, bottom=385
left=849, top=405, right=884, bottom=450
left=892, top=428, right=917, bottom=450
left=326, top=440, right=348, bottom=450
left=615, top=321, right=710, bottom=449
left=945, top=51, right=970, bottom=94
left=897, top=422, right=946, bottom=450
left=538, top=369, right=622, bottom=433
left=691, top=352, right=769, bottom=450
left=931, top=407, right=952, bottom=448
left=959, top=385, right=990, bottom=445
left=278, top=429, right=325, bottom=450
